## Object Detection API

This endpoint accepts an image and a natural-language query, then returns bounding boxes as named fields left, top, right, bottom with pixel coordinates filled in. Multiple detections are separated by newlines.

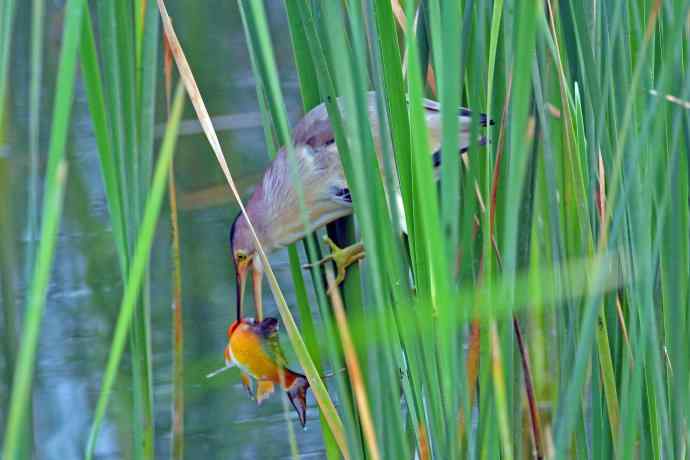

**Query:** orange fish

left=221, top=317, right=310, bottom=426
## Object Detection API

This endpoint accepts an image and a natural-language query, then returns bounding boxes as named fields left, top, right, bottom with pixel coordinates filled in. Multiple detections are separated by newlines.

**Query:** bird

left=217, top=316, right=310, bottom=426
left=229, top=91, right=493, bottom=320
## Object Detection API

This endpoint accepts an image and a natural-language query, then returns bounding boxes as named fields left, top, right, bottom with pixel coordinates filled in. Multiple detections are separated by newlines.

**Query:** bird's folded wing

left=329, top=186, right=352, bottom=206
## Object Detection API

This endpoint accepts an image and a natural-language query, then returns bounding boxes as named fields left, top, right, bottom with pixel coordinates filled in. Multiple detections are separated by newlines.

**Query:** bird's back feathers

left=235, top=91, right=492, bottom=253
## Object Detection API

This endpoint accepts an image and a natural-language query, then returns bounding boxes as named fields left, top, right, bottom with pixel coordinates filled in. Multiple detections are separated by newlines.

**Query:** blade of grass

left=489, top=321, right=514, bottom=459
left=26, top=0, right=45, bottom=279
left=163, top=34, right=185, bottom=460
left=0, top=0, right=17, bottom=128
left=322, top=2, right=412, bottom=456
left=244, top=3, right=377, bottom=455
left=17, top=0, right=45, bottom=454
left=82, top=5, right=157, bottom=454
left=657, top=73, right=690, bottom=460
left=137, top=0, right=159, bottom=199
left=239, top=0, right=358, bottom=448
left=368, top=3, right=434, bottom=453
left=404, top=0, right=453, bottom=453
left=2, top=0, right=85, bottom=453
left=95, top=0, right=131, bottom=257
left=115, top=3, right=155, bottom=455
left=168, top=160, right=185, bottom=460
left=326, top=268, right=381, bottom=460
left=236, top=1, right=301, bottom=452
left=542, top=20, right=616, bottom=452
left=156, top=2, right=349, bottom=455
left=0, top=132, right=26, bottom=458
left=282, top=0, right=331, bottom=370
left=249, top=4, right=346, bottom=456
left=371, top=0, right=414, bottom=241
left=292, top=4, right=406, bottom=456
left=79, top=7, right=128, bottom=273
left=85, top=82, right=186, bottom=459
left=2, top=161, right=68, bottom=460
left=2, top=0, right=689, bottom=456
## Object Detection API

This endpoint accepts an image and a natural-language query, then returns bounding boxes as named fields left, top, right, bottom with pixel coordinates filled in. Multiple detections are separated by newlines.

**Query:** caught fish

left=214, top=316, right=310, bottom=427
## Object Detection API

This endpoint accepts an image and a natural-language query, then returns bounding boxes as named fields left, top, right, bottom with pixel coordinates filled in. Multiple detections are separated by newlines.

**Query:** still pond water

left=1, top=1, right=327, bottom=458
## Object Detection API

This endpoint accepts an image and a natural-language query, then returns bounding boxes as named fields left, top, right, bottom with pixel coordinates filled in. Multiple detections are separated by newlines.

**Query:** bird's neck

left=246, top=177, right=305, bottom=251
left=243, top=190, right=275, bottom=252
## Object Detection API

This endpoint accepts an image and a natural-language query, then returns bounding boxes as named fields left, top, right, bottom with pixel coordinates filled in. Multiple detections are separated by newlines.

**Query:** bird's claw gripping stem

left=302, top=236, right=365, bottom=293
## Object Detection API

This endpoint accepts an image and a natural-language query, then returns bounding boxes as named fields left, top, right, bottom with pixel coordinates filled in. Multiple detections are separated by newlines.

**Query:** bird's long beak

left=252, top=265, right=264, bottom=320
left=235, top=261, right=249, bottom=320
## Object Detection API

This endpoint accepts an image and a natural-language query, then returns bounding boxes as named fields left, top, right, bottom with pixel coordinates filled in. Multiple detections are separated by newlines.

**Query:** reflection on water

left=1, top=1, right=325, bottom=458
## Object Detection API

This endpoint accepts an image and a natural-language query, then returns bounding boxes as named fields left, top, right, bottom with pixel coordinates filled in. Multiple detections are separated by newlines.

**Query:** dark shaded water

left=1, top=1, right=325, bottom=458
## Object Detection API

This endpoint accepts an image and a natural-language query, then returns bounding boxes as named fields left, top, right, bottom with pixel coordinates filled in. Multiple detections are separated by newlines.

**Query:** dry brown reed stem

left=156, top=2, right=349, bottom=456
left=326, top=267, right=381, bottom=460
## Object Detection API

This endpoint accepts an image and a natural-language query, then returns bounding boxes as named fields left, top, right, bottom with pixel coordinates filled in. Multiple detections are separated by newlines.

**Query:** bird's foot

left=302, top=236, right=365, bottom=293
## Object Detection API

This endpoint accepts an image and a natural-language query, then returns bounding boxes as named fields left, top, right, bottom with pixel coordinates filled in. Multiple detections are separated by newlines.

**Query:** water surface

left=1, top=2, right=325, bottom=458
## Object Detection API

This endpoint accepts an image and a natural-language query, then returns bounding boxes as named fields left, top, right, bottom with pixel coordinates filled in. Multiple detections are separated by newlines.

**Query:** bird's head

left=229, top=213, right=264, bottom=319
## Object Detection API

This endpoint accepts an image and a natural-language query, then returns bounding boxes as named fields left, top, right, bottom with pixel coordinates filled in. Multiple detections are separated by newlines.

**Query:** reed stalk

left=2, top=0, right=689, bottom=458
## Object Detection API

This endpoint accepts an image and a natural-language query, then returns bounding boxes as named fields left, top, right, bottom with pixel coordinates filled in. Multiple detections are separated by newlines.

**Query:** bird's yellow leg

left=303, top=236, right=365, bottom=293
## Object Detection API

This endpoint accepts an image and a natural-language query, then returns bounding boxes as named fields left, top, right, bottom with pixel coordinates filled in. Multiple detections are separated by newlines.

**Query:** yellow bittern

left=230, top=91, right=492, bottom=319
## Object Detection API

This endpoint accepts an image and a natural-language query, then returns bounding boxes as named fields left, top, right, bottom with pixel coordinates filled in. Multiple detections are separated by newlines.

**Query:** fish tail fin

left=285, top=371, right=310, bottom=427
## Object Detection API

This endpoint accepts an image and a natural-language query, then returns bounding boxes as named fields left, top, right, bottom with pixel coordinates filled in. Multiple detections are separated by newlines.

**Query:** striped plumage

left=230, top=91, right=492, bottom=318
